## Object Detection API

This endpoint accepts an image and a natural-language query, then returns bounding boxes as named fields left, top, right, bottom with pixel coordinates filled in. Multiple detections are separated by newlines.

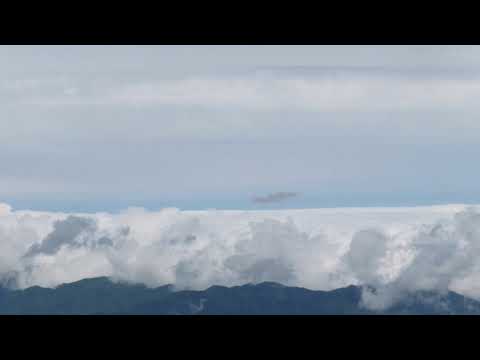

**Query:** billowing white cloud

left=2, top=201, right=480, bottom=310
left=353, top=208, right=480, bottom=310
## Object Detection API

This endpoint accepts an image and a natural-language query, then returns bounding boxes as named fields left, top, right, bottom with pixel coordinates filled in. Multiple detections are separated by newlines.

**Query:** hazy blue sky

left=3, top=45, right=480, bottom=212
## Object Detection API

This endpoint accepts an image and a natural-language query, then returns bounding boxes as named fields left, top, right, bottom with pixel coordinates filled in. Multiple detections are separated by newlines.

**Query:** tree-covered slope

left=1, top=278, right=480, bottom=315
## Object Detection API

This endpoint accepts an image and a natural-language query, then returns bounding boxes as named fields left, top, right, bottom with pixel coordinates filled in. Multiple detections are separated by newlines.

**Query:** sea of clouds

left=2, top=202, right=480, bottom=310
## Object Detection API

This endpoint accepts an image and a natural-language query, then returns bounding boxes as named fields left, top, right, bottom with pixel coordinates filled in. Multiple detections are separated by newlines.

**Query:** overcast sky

left=3, top=45, right=480, bottom=212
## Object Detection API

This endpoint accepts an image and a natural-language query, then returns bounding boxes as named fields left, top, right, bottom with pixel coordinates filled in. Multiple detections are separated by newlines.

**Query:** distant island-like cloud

left=252, top=192, right=299, bottom=204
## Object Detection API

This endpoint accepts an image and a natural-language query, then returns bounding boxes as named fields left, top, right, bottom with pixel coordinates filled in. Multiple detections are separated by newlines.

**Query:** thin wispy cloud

left=13, top=73, right=480, bottom=113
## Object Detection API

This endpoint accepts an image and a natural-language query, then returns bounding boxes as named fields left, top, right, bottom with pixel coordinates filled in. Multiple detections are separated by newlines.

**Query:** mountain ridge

left=1, top=277, right=479, bottom=315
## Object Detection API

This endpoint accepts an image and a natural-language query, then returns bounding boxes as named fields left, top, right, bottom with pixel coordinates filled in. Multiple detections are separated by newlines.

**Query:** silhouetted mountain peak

left=56, top=276, right=114, bottom=289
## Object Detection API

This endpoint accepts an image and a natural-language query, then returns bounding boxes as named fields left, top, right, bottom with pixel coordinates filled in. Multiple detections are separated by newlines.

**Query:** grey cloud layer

left=3, top=46, right=480, bottom=206
left=24, top=216, right=97, bottom=257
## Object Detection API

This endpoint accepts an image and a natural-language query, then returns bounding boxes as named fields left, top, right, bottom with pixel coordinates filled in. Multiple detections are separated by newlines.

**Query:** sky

left=5, top=46, right=480, bottom=308
left=2, top=45, right=480, bottom=211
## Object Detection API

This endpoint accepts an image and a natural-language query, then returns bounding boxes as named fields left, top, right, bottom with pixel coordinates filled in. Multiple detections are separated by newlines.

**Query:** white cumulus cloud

left=2, top=201, right=480, bottom=310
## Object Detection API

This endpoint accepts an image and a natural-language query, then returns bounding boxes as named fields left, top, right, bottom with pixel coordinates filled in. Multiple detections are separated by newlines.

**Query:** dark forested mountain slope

left=0, top=277, right=479, bottom=315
